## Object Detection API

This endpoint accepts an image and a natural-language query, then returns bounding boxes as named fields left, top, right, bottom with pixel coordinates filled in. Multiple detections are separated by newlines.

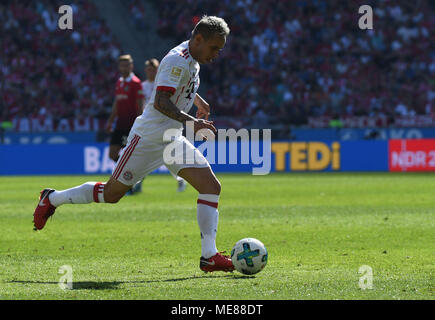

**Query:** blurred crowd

left=1, top=0, right=434, bottom=133
left=126, top=0, right=147, bottom=30
left=154, top=0, right=435, bottom=128
left=0, top=0, right=121, bottom=130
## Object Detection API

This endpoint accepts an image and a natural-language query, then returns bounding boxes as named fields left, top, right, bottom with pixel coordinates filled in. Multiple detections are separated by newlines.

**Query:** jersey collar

left=120, top=72, right=134, bottom=82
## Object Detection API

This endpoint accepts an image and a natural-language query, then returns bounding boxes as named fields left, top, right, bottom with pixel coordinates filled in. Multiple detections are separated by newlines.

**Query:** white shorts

left=112, top=131, right=210, bottom=186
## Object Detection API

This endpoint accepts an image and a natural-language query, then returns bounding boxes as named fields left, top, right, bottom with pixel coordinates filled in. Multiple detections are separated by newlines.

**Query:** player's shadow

left=8, top=275, right=255, bottom=291
left=8, top=280, right=122, bottom=290
left=141, top=274, right=256, bottom=283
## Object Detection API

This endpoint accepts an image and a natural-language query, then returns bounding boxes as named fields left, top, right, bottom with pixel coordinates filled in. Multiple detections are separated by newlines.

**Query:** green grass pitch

left=0, top=173, right=434, bottom=300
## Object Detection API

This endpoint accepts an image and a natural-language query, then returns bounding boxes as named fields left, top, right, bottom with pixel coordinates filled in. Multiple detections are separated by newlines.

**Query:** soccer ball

left=231, top=238, right=268, bottom=275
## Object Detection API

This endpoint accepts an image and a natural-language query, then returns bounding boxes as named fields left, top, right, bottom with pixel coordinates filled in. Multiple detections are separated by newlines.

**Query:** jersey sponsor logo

left=116, top=94, right=128, bottom=100
left=185, top=81, right=195, bottom=100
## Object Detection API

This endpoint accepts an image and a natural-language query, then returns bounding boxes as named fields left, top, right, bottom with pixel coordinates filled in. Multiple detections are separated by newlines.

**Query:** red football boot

left=33, top=189, right=56, bottom=231
left=200, top=252, right=235, bottom=273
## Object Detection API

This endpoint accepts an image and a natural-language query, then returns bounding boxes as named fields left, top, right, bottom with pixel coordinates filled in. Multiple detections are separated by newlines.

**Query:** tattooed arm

left=154, top=90, right=195, bottom=123
left=194, top=93, right=210, bottom=120
left=154, top=90, right=217, bottom=134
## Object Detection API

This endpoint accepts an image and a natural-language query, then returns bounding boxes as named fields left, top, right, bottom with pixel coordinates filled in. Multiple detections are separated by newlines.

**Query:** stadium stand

left=1, top=0, right=434, bottom=134
left=152, top=0, right=435, bottom=129
left=0, top=0, right=121, bottom=132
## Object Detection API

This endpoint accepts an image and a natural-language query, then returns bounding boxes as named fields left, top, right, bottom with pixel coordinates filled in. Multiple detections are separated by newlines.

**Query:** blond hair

left=145, top=58, right=159, bottom=68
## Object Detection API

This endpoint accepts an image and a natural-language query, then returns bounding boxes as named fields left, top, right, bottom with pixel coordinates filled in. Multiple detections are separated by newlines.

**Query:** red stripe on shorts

left=112, top=135, right=138, bottom=178
left=114, top=135, right=140, bottom=180
left=113, top=135, right=140, bottom=180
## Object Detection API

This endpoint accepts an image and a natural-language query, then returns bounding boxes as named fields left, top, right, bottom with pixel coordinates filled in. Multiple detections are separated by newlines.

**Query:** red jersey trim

left=179, top=49, right=190, bottom=60
left=156, top=86, right=176, bottom=94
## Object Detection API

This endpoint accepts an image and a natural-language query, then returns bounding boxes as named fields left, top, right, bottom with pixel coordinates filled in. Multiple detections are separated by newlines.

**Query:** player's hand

left=193, top=119, right=217, bottom=141
left=196, top=102, right=210, bottom=120
left=196, top=108, right=210, bottom=120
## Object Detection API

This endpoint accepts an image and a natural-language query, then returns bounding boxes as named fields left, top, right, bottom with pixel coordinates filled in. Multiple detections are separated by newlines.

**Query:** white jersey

left=141, top=80, right=154, bottom=107
left=131, top=40, right=200, bottom=141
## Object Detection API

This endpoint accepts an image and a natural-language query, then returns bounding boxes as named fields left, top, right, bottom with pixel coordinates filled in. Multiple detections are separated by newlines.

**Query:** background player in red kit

left=106, top=55, right=144, bottom=162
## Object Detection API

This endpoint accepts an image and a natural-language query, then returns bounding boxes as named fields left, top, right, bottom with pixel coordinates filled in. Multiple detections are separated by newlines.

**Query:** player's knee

left=215, top=180, right=222, bottom=195
left=197, top=179, right=220, bottom=195
left=209, top=179, right=221, bottom=195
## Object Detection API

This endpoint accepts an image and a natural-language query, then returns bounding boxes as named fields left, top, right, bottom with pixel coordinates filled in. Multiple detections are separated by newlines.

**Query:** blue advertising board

left=2, top=132, right=97, bottom=144
left=0, top=140, right=389, bottom=175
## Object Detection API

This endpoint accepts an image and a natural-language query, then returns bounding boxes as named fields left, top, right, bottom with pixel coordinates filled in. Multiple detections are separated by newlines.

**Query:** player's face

left=145, top=65, right=157, bottom=81
left=119, top=61, right=133, bottom=77
left=196, top=34, right=226, bottom=64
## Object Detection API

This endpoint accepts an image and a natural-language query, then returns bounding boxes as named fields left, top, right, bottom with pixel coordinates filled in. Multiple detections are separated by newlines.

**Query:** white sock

left=197, top=194, right=219, bottom=259
left=48, top=182, right=105, bottom=207
left=171, top=171, right=184, bottom=182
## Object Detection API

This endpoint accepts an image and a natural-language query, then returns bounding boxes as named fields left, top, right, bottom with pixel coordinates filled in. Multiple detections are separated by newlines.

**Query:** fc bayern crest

left=123, top=171, right=133, bottom=181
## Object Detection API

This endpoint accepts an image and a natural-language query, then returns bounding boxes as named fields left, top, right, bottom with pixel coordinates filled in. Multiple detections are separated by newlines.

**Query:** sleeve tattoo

left=154, top=90, right=194, bottom=124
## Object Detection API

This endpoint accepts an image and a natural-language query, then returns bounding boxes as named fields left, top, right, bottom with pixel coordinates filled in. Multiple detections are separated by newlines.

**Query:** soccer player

left=106, top=54, right=144, bottom=194
left=142, top=58, right=187, bottom=192
left=106, top=54, right=144, bottom=162
left=33, top=16, right=234, bottom=272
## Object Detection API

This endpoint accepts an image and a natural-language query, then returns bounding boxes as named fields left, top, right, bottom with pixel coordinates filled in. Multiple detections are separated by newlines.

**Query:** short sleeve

left=155, top=55, right=187, bottom=95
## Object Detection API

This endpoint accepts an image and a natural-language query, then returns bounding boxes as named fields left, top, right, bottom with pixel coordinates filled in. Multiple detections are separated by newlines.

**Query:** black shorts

left=110, top=129, right=130, bottom=147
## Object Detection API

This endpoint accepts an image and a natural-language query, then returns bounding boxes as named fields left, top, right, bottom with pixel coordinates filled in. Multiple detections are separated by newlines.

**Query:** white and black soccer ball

left=231, top=238, right=268, bottom=275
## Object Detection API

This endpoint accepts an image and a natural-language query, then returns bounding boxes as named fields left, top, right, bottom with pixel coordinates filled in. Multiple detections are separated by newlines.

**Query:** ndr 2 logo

left=271, top=142, right=340, bottom=171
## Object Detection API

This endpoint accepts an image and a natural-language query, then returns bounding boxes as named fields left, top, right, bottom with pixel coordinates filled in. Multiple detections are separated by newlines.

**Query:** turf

left=0, top=173, right=434, bottom=300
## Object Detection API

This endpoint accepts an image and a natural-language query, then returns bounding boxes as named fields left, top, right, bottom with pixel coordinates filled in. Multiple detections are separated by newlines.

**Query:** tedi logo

left=272, top=142, right=341, bottom=171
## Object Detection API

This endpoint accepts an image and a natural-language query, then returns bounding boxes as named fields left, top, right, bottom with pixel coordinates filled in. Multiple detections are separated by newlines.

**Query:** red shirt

left=115, top=73, right=144, bottom=130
